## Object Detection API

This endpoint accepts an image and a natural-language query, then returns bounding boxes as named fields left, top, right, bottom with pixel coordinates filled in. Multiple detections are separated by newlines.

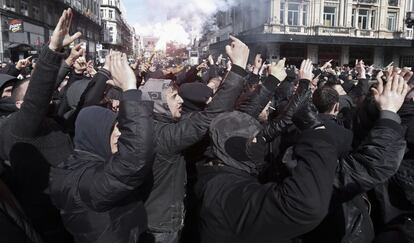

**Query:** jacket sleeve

left=58, top=69, right=112, bottom=131
left=262, top=79, right=311, bottom=142
left=78, top=90, right=154, bottom=212
left=391, top=158, right=414, bottom=204
left=239, top=75, right=280, bottom=119
left=335, top=112, right=406, bottom=201
left=55, top=60, right=72, bottom=89
left=223, top=129, right=338, bottom=239
left=0, top=64, right=20, bottom=77
left=156, top=65, right=247, bottom=155
left=11, top=46, right=64, bottom=138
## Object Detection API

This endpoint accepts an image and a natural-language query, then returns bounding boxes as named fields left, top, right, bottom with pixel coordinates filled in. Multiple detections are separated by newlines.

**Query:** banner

left=8, top=19, right=24, bottom=33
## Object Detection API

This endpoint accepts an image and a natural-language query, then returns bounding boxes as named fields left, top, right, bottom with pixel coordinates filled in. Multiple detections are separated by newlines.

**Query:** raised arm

left=262, top=59, right=313, bottom=142
left=12, top=8, right=81, bottom=138
left=156, top=36, right=250, bottom=154
left=335, top=74, right=408, bottom=200
left=78, top=53, right=154, bottom=211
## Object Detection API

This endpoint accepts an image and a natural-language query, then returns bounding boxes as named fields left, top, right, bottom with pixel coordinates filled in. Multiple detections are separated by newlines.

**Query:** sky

left=122, top=0, right=236, bottom=46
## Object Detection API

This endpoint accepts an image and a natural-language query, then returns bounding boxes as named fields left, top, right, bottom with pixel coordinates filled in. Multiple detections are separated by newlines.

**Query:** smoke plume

left=131, top=0, right=236, bottom=46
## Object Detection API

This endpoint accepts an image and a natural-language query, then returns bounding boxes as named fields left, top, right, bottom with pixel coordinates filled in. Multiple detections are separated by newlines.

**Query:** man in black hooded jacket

left=139, top=36, right=250, bottom=243
left=49, top=52, right=155, bottom=243
left=0, top=9, right=81, bottom=242
left=195, top=105, right=338, bottom=243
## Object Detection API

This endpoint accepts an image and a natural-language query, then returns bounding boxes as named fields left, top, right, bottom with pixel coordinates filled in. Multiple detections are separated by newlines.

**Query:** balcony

left=354, top=0, right=378, bottom=5
left=314, top=26, right=352, bottom=36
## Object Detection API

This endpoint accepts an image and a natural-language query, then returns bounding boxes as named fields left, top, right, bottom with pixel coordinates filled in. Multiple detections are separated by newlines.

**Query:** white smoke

left=132, top=0, right=236, bottom=46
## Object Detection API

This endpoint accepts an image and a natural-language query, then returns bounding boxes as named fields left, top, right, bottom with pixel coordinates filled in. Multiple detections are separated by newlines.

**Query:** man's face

left=110, top=123, right=121, bottom=154
left=166, top=87, right=183, bottom=120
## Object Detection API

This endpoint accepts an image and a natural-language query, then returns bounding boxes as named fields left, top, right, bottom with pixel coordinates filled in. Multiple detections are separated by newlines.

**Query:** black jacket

left=143, top=65, right=247, bottom=233
left=369, top=101, right=414, bottom=243
left=195, top=124, right=339, bottom=243
left=0, top=178, right=45, bottom=243
left=0, top=46, right=74, bottom=242
left=302, top=112, right=406, bottom=243
left=50, top=90, right=154, bottom=243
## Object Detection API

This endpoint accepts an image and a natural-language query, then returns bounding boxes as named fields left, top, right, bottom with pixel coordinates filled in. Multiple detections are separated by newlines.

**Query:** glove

left=262, top=79, right=312, bottom=142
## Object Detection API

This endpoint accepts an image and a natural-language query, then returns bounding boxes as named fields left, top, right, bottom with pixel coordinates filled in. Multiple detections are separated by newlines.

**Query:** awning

left=8, top=43, right=33, bottom=51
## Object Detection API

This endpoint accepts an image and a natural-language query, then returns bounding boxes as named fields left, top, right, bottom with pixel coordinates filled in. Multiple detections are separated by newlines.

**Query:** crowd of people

left=0, top=8, right=413, bottom=243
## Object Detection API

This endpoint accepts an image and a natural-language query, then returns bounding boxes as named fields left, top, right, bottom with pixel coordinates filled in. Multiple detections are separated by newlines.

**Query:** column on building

left=267, top=43, right=280, bottom=62
left=379, top=0, right=388, bottom=31
left=0, top=14, right=3, bottom=61
left=339, top=0, right=346, bottom=27
left=340, top=46, right=350, bottom=65
left=393, top=52, right=400, bottom=67
left=373, top=47, right=385, bottom=67
left=307, top=44, right=318, bottom=64
left=313, top=0, right=323, bottom=26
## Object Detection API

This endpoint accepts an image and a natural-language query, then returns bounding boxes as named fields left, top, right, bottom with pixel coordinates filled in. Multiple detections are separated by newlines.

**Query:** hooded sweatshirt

left=179, top=82, right=213, bottom=113
left=140, top=78, right=173, bottom=117
left=74, top=106, right=117, bottom=159
left=210, top=111, right=265, bottom=175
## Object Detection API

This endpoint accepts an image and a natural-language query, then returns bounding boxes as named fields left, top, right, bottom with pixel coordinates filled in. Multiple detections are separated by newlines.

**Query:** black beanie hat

left=179, top=82, right=213, bottom=113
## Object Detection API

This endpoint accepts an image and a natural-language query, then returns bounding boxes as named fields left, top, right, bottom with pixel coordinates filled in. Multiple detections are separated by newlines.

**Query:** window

left=109, top=27, right=114, bottom=43
left=352, top=9, right=356, bottom=27
left=280, top=2, right=285, bottom=24
left=370, top=10, right=376, bottom=29
left=388, top=0, right=399, bottom=6
left=33, top=5, right=40, bottom=20
left=5, top=0, right=15, bottom=11
left=100, top=9, right=104, bottom=18
left=20, top=0, right=29, bottom=16
left=302, top=4, right=308, bottom=25
left=387, top=12, right=397, bottom=31
left=287, top=3, right=300, bottom=25
left=109, top=10, right=113, bottom=19
left=323, top=7, right=336, bottom=26
left=358, top=9, right=369, bottom=29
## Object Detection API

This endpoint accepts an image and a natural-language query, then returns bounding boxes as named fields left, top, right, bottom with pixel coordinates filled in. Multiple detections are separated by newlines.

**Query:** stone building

left=204, top=0, right=414, bottom=67
left=100, top=0, right=133, bottom=55
left=0, top=0, right=101, bottom=62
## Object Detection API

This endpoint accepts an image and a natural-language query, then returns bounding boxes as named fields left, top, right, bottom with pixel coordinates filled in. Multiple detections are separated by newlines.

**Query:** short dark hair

left=312, top=86, right=339, bottom=114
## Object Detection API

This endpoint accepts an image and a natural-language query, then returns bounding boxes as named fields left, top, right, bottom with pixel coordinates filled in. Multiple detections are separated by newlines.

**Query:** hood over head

left=0, top=73, right=17, bottom=92
left=74, top=106, right=117, bottom=159
left=179, top=82, right=212, bottom=113
left=210, top=111, right=266, bottom=175
left=140, top=78, right=173, bottom=117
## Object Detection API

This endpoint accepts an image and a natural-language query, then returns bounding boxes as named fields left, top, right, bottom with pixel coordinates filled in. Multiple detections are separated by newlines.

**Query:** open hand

left=49, top=8, right=82, bottom=51
left=268, top=58, right=287, bottom=81
left=110, top=52, right=137, bottom=91
left=356, top=59, right=366, bottom=79
left=225, top=35, right=249, bottom=69
left=371, top=74, right=409, bottom=113
left=299, top=59, right=313, bottom=81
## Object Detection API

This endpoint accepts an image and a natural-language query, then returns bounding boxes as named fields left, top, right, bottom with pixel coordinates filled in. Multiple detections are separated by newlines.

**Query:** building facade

left=100, top=0, right=133, bottom=56
left=205, top=0, right=414, bottom=67
left=0, top=0, right=101, bottom=62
